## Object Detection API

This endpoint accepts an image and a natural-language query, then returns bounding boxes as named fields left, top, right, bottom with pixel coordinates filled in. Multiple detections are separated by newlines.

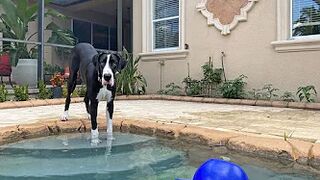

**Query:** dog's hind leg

left=84, top=91, right=91, bottom=120
left=61, top=55, right=79, bottom=121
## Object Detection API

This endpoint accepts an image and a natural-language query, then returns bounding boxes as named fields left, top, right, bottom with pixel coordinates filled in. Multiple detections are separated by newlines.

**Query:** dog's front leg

left=90, top=99, right=101, bottom=145
left=106, top=101, right=114, bottom=139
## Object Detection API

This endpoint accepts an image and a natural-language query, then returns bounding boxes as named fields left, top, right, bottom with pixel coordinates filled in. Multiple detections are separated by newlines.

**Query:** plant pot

left=52, top=86, right=62, bottom=99
left=11, top=59, right=38, bottom=88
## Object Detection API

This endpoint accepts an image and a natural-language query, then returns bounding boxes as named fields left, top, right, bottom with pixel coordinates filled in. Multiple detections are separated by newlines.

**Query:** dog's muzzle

left=102, top=73, right=114, bottom=86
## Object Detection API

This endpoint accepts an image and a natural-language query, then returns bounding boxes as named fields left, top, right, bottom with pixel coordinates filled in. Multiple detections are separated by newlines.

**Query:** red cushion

left=0, top=54, right=12, bottom=76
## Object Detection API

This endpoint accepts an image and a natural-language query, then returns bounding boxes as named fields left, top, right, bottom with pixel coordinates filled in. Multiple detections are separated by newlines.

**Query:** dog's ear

left=113, top=53, right=127, bottom=72
left=93, top=54, right=102, bottom=78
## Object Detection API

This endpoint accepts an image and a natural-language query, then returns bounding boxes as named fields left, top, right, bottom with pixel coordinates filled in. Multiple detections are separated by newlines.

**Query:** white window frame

left=151, top=0, right=181, bottom=52
left=141, top=0, right=186, bottom=54
left=271, top=0, right=320, bottom=52
left=290, top=0, right=320, bottom=40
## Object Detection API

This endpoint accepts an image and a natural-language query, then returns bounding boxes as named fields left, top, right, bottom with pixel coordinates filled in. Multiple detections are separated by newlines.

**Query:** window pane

left=154, top=0, right=179, bottom=20
left=154, top=18, right=179, bottom=49
left=93, top=24, right=109, bottom=50
left=73, top=19, right=91, bottom=43
left=292, top=0, right=320, bottom=37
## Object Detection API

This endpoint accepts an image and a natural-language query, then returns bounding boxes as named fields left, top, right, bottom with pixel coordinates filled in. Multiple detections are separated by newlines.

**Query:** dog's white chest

left=96, top=87, right=112, bottom=102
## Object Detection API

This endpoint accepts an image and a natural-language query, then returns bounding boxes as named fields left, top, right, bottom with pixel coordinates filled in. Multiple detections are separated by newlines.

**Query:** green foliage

left=44, top=62, right=64, bottom=74
left=261, top=84, right=279, bottom=100
left=182, top=77, right=202, bottom=96
left=13, top=85, right=29, bottom=101
left=38, top=80, right=52, bottom=99
left=201, top=61, right=223, bottom=84
left=247, top=88, right=262, bottom=100
left=158, top=83, right=182, bottom=95
left=0, top=0, right=76, bottom=66
left=281, top=91, right=295, bottom=102
left=0, top=84, right=8, bottom=102
left=116, top=49, right=147, bottom=95
left=219, top=75, right=247, bottom=99
left=297, top=85, right=317, bottom=102
left=77, top=85, right=87, bottom=97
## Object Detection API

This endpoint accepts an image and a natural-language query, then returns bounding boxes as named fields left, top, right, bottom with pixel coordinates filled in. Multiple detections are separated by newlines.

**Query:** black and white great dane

left=61, top=43, right=127, bottom=145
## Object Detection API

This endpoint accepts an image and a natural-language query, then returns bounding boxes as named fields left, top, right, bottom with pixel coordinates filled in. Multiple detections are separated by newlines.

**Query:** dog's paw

left=60, top=111, right=69, bottom=121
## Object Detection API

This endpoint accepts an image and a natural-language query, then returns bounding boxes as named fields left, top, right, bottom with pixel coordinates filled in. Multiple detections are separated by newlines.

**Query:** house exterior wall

left=133, top=0, right=320, bottom=96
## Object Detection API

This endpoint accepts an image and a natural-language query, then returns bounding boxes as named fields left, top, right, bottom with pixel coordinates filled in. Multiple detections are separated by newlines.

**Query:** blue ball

left=193, top=159, right=248, bottom=180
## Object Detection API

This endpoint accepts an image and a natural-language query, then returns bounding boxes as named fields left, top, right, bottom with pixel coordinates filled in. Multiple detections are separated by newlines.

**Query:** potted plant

left=0, top=0, right=76, bottom=88
left=50, top=73, right=64, bottom=98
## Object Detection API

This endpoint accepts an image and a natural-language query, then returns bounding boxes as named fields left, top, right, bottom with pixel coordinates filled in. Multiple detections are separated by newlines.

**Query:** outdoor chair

left=0, top=53, right=13, bottom=87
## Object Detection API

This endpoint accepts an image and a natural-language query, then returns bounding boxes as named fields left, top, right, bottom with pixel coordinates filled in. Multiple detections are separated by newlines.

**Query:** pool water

left=0, top=133, right=318, bottom=180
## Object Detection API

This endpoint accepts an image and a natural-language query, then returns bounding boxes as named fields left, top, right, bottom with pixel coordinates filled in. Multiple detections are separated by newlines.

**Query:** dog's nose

left=104, top=74, right=112, bottom=81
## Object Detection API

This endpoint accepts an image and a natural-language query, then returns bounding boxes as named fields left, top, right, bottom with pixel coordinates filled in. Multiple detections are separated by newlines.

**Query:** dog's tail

left=64, top=51, right=80, bottom=111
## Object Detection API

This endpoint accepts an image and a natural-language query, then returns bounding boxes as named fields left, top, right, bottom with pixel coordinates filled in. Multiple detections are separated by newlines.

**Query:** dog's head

left=93, top=52, right=127, bottom=87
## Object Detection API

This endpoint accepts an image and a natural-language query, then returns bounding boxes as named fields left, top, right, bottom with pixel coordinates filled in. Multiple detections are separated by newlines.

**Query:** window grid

left=152, top=0, right=180, bottom=51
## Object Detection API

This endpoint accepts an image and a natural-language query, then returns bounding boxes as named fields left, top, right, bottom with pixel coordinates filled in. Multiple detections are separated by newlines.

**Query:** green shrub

left=182, top=77, right=202, bottom=96
left=0, top=84, right=8, bottom=102
left=13, top=85, right=29, bottom=101
left=261, top=84, right=279, bottom=100
left=297, top=85, right=317, bottom=102
left=116, top=49, right=147, bottom=95
left=281, top=91, right=295, bottom=102
left=219, top=74, right=247, bottom=99
left=247, top=88, right=262, bottom=100
left=158, top=83, right=182, bottom=95
left=201, top=62, right=223, bottom=85
left=38, top=80, right=52, bottom=99
left=77, top=85, right=87, bottom=97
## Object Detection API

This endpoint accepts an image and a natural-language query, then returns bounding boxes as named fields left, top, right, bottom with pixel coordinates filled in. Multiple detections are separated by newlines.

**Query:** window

left=292, top=0, right=320, bottom=37
left=72, top=19, right=117, bottom=51
left=152, top=0, right=180, bottom=50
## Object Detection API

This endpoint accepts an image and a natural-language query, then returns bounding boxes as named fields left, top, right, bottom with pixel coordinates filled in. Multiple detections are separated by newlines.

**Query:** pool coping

left=0, top=95, right=320, bottom=110
left=0, top=117, right=319, bottom=172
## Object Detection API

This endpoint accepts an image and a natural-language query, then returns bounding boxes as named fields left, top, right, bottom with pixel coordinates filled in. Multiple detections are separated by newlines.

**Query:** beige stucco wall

left=133, top=0, right=320, bottom=97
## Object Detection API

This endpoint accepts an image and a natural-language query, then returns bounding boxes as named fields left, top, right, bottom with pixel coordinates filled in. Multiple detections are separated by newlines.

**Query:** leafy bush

left=0, top=84, right=8, bottom=102
left=281, top=91, right=295, bottom=102
left=261, top=84, right=279, bottom=100
left=201, top=62, right=223, bottom=84
left=297, top=85, right=317, bottom=102
left=13, top=85, right=29, bottom=101
left=116, top=49, right=147, bottom=95
left=158, top=83, right=182, bottom=95
left=182, top=77, right=202, bottom=96
left=62, top=82, right=79, bottom=98
left=219, top=75, right=247, bottom=99
left=38, top=80, right=52, bottom=99
left=247, top=88, right=262, bottom=100
left=77, top=85, right=87, bottom=97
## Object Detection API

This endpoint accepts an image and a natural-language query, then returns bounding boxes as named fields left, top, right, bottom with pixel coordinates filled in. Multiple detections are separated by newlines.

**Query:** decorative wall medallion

left=196, top=0, right=258, bottom=35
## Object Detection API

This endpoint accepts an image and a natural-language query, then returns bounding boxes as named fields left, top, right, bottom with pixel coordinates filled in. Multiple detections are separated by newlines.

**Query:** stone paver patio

left=0, top=100, right=320, bottom=143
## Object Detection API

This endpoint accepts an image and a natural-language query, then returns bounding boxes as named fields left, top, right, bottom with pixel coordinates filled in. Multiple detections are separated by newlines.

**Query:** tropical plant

left=116, top=49, right=147, bottom=95
left=50, top=73, right=64, bottom=87
left=182, top=76, right=202, bottom=96
left=13, top=85, right=29, bottom=101
left=0, top=84, right=8, bottom=102
left=0, top=0, right=76, bottom=66
left=296, top=85, right=317, bottom=102
left=158, top=83, right=182, bottom=96
left=77, top=85, right=87, bottom=97
left=201, top=61, right=223, bottom=85
left=219, top=74, right=247, bottom=99
left=38, top=80, right=52, bottom=99
left=281, top=91, right=295, bottom=102
left=261, top=84, right=279, bottom=100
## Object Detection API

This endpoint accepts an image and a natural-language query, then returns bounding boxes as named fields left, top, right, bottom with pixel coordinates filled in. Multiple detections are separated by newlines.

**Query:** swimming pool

left=0, top=133, right=318, bottom=179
